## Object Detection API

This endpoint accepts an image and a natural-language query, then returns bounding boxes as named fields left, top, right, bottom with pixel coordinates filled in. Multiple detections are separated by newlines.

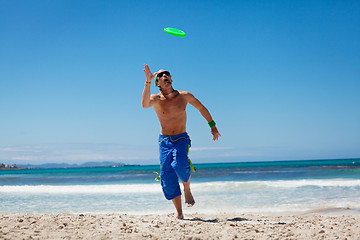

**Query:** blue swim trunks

left=159, top=132, right=191, bottom=200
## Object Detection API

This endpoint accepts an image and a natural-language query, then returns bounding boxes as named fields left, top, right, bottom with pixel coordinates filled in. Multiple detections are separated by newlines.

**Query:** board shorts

left=158, top=132, right=191, bottom=200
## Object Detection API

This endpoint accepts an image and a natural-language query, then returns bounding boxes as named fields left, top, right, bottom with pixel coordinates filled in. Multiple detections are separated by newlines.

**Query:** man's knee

left=161, top=171, right=181, bottom=200
left=171, top=160, right=191, bottom=183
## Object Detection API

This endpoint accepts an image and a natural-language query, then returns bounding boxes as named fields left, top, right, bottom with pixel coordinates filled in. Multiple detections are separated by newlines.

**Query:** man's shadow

left=184, top=217, right=248, bottom=223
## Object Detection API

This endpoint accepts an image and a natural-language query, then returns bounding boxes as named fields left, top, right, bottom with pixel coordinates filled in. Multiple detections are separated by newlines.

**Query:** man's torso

left=152, top=91, right=189, bottom=135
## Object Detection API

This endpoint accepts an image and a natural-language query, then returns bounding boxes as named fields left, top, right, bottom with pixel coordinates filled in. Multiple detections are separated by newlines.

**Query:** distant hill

left=18, top=161, right=127, bottom=169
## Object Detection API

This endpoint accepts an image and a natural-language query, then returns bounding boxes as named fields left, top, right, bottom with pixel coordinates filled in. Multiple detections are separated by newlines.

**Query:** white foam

left=191, top=179, right=360, bottom=192
left=1, top=179, right=359, bottom=194
left=0, top=184, right=162, bottom=194
left=262, top=179, right=360, bottom=188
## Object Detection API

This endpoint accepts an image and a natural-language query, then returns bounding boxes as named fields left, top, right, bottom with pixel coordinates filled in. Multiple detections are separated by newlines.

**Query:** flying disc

left=164, top=27, right=186, bottom=37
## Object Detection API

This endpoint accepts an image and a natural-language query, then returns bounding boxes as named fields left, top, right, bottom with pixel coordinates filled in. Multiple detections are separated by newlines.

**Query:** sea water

left=1, top=159, right=360, bottom=215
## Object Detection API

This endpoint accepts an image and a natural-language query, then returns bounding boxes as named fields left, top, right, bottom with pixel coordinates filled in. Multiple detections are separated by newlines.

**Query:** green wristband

left=208, top=120, right=216, bottom=128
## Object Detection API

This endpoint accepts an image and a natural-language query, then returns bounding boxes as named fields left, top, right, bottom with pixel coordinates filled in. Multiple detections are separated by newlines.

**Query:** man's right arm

left=142, top=64, right=156, bottom=109
left=142, top=84, right=153, bottom=109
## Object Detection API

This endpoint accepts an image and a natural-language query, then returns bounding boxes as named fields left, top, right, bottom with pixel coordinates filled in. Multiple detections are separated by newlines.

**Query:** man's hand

left=143, top=64, right=157, bottom=82
left=211, top=126, right=221, bottom=141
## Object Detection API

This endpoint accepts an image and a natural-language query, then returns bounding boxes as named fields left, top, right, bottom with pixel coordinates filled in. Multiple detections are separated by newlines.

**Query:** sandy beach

left=1, top=212, right=359, bottom=240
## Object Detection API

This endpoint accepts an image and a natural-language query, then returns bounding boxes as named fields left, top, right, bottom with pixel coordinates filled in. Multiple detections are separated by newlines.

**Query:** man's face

left=157, top=71, right=172, bottom=88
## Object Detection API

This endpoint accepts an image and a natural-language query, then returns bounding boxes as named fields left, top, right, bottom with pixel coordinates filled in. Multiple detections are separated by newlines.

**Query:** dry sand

left=1, top=212, right=359, bottom=240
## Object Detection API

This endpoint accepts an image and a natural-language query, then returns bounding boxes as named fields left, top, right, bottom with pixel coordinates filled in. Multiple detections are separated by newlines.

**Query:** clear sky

left=1, top=0, right=359, bottom=165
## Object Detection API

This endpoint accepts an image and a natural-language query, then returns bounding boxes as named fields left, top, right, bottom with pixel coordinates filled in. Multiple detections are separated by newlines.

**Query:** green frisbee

left=164, top=27, right=186, bottom=37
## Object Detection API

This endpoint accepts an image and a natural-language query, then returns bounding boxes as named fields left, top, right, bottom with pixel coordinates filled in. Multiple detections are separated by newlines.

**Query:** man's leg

left=159, top=136, right=183, bottom=218
left=172, top=195, right=184, bottom=219
left=182, top=176, right=195, bottom=207
left=171, top=136, right=195, bottom=208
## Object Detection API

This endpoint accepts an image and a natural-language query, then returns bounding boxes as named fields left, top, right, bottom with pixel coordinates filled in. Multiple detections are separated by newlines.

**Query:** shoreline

left=1, top=212, right=359, bottom=239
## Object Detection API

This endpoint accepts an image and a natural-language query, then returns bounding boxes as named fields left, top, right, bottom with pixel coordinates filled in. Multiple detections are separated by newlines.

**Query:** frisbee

left=164, top=27, right=186, bottom=37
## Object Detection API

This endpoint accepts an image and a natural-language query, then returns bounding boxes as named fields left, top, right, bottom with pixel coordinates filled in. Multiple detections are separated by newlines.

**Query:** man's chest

left=155, top=97, right=188, bottom=116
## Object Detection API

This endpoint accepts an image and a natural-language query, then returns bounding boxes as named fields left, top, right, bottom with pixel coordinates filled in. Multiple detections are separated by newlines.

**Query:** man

left=142, top=64, right=221, bottom=219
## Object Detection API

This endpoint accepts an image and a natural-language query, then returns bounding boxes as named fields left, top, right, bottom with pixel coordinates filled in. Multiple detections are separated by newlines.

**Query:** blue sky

left=1, top=0, right=359, bottom=165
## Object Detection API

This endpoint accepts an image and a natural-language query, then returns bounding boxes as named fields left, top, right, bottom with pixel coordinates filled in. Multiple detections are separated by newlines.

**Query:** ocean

left=1, top=158, right=360, bottom=215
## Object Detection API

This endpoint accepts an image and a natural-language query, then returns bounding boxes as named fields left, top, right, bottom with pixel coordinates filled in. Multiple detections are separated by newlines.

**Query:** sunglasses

left=157, top=71, right=170, bottom=79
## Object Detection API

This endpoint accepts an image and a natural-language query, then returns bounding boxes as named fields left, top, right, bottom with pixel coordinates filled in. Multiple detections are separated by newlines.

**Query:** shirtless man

left=142, top=64, right=221, bottom=219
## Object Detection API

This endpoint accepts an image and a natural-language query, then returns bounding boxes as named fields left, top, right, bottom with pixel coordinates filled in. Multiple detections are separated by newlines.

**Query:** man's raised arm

left=142, top=64, right=156, bottom=109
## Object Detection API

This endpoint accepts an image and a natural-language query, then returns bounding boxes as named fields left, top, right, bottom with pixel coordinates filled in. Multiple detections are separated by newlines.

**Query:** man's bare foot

left=176, top=214, right=184, bottom=219
left=184, top=189, right=195, bottom=207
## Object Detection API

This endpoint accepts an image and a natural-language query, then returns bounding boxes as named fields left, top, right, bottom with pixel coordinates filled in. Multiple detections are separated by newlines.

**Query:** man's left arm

left=186, top=92, right=221, bottom=141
